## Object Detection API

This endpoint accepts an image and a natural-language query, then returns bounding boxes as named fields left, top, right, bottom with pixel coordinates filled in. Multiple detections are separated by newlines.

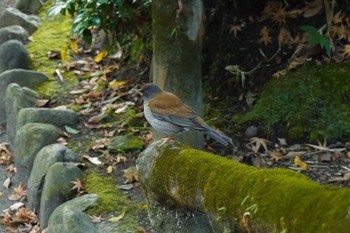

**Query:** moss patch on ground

left=26, top=0, right=79, bottom=99
left=234, top=61, right=350, bottom=142
left=84, top=170, right=147, bottom=231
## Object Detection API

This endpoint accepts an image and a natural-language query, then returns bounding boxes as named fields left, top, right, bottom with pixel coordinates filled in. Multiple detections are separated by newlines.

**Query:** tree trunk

left=152, top=0, right=205, bottom=149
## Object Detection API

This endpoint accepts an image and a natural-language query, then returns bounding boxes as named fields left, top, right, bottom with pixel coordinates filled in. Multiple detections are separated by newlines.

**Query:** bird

left=139, top=83, right=233, bottom=146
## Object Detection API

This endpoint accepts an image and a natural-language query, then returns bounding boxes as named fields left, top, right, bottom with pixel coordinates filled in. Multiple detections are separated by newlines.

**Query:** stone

left=0, top=69, right=48, bottom=123
left=48, top=194, right=99, bottom=233
left=5, top=83, right=38, bottom=147
left=27, top=144, right=81, bottom=211
left=0, top=25, right=29, bottom=45
left=0, top=40, right=31, bottom=73
left=14, top=0, right=48, bottom=15
left=40, top=162, right=83, bottom=230
left=0, top=7, right=40, bottom=34
left=14, top=123, right=61, bottom=181
left=108, top=134, right=144, bottom=153
left=17, top=108, right=79, bottom=130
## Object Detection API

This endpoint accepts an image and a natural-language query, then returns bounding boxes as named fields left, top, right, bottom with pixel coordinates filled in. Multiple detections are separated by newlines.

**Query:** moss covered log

left=137, top=139, right=350, bottom=233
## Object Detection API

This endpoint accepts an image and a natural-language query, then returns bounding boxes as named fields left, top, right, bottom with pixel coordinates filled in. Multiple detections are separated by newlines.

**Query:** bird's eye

left=143, top=91, right=148, bottom=95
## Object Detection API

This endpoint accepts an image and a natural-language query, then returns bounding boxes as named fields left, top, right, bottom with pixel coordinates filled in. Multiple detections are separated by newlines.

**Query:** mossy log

left=137, top=139, right=350, bottom=233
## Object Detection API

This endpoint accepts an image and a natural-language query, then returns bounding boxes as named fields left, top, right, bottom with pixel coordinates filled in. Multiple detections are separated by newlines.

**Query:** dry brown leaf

left=258, top=26, right=272, bottom=45
left=0, top=142, right=13, bottom=165
left=229, top=24, right=242, bottom=38
left=332, top=11, right=345, bottom=25
left=3, top=177, right=11, bottom=189
left=342, top=44, right=350, bottom=57
left=5, top=164, right=16, bottom=174
left=303, top=0, right=323, bottom=18
left=269, top=149, right=284, bottom=161
left=123, top=167, right=139, bottom=183
left=106, top=165, right=114, bottom=174
left=83, top=154, right=103, bottom=166
left=8, top=182, right=26, bottom=201
left=272, top=69, right=288, bottom=78
left=278, top=27, right=291, bottom=44
left=71, top=178, right=84, bottom=193
left=248, top=137, right=269, bottom=153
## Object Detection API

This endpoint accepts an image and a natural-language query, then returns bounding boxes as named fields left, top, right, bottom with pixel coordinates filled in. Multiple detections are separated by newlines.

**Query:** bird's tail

left=206, top=128, right=233, bottom=146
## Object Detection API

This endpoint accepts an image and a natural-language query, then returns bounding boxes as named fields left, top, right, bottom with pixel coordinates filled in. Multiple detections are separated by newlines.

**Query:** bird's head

left=139, top=83, right=162, bottom=102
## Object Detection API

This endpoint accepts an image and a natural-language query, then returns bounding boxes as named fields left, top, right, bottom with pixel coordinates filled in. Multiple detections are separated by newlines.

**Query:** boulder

left=0, top=40, right=31, bottom=74
left=14, top=0, right=48, bottom=15
left=0, top=7, right=40, bottom=34
left=14, top=123, right=61, bottom=181
left=0, top=69, right=48, bottom=123
left=27, top=144, right=81, bottom=211
left=0, top=25, right=29, bottom=45
left=5, top=83, right=38, bottom=147
left=48, top=194, right=99, bottom=233
left=17, top=108, right=79, bottom=130
left=40, top=162, right=83, bottom=230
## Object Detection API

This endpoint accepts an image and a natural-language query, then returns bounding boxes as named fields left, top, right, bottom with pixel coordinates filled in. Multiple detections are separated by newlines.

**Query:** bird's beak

left=129, top=87, right=141, bottom=95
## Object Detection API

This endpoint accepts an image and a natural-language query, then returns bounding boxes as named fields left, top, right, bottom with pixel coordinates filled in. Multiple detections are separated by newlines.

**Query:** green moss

left=144, top=143, right=350, bottom=232
left=84, top=170, right=144, bottom=215
left=84, top=170, right=148, bottom=231
left=235, top=62, right=350, bottom=142
left=26, top=0, right=79, bottom=98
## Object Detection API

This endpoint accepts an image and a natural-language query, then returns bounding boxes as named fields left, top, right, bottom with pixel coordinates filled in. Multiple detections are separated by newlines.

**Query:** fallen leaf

left=83, top=155, right=103, bottom=166
left=106, top=165, right=114, bottom=174
left=70, top=38, right=79, bottom=53
left=8, top=182, right=26, bottom=201
left=108, top=210, right=126, bottom=222
left=71, top=178, right=84, bottom=193
left=0, top=142, right=13, bottom=165
left=122, top=167, right=139, bottom=183
left=117, top=184, right=134, bottom=190
left=64, top=125, right=80, bottom=135
left=294, top=155, right=308, bottom=171
left=95, top=50, right=108, bottom=63
left=248, top=137, right=270, bottom=153
left=90, top=215, right=105, bottom=223
left=3, top=177, right=11, bottom=189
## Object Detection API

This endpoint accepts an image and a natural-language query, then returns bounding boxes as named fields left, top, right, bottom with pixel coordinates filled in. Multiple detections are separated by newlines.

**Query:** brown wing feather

left=148, top=91, right=196, bottom=118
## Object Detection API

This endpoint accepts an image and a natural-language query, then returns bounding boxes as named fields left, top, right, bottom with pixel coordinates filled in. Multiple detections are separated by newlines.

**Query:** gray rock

left=0, top=40, right=31, bottom=73
left=14, top=0, right=48, bottom=15
left=14, top=123, right=61, bottom=181
left=244, top=125, right=258, bottom=138
left=27, top=144, right=81, bottom=212
left=5, top=83, right=38, bottom=147
left=40, top=162, right=83, bottom=230
left=17, top=108, right=79, bottom=130
left=0, top=25, right=29, bottom=45
left=0, top=69, right=48, bottom=123
left=48, top=194, right=99, bottom=233
left=0, top=7, right=40, bottom=34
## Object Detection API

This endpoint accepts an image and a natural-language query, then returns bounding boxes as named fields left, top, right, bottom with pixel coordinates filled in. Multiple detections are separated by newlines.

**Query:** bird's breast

left=143, top=103, right=181, bottom=135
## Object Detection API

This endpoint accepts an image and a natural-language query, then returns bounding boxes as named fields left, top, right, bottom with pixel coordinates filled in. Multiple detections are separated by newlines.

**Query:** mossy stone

left=108, top=134, right=144, bottom=153
left=235, top=61, right=350, bottom=142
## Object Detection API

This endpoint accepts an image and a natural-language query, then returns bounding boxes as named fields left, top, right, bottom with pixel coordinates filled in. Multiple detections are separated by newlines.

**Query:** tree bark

left=152, top=0, right=205, bottom=149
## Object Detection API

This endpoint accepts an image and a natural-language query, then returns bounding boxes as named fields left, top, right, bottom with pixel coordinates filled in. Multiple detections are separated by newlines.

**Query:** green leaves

left=300, top=25, right=331, bottom=56
left=48, top=0, right=151, bottom=44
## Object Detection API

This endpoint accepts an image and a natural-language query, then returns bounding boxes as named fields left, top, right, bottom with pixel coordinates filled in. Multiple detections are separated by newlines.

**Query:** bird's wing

left=148, top=91, right=206, bottom=129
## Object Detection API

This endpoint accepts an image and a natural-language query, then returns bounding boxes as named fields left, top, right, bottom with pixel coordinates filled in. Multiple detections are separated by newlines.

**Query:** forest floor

left=2, top=0, right=350, bottom=232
